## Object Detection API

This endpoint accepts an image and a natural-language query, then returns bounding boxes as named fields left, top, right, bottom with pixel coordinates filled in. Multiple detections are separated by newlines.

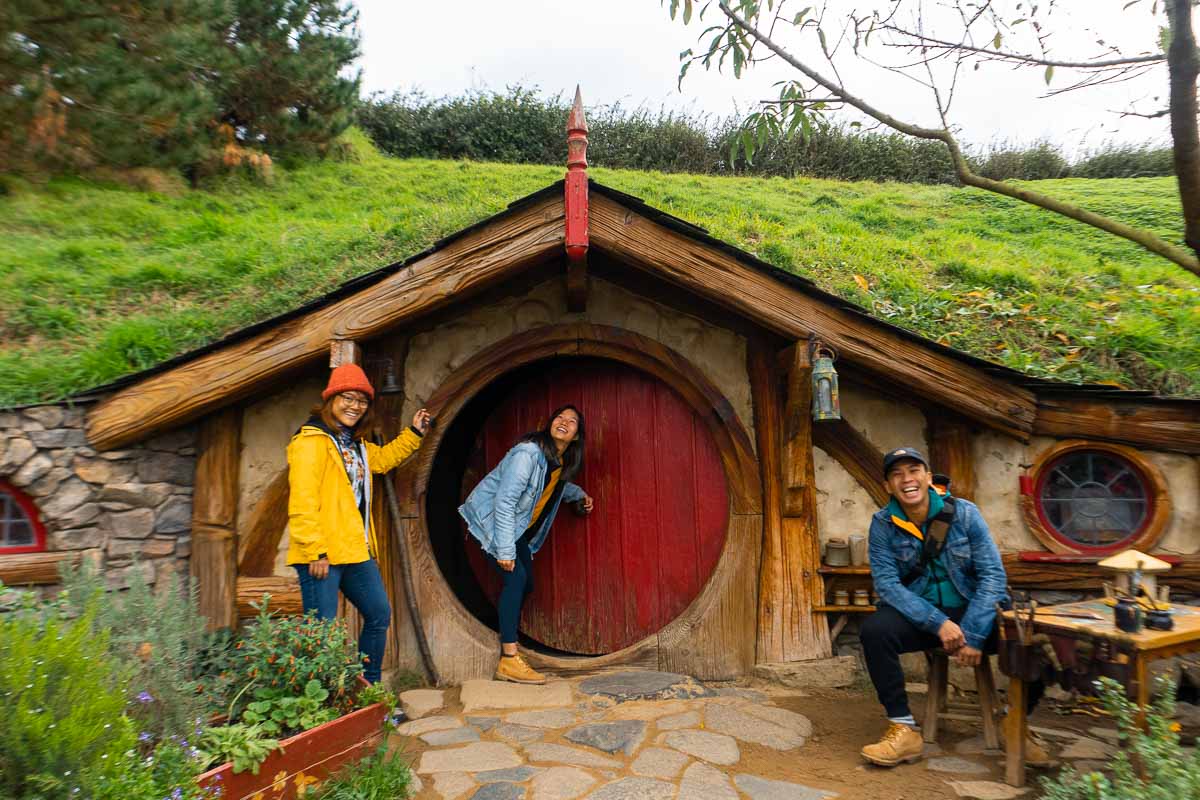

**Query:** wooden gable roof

left=83, top=180, right=1200, bottom=453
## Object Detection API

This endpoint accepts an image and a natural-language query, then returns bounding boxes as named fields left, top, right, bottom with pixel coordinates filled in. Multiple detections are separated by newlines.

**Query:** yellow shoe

left=494, top=652, right=546, bottom=685
left=861, top=723, right=924, bottom=766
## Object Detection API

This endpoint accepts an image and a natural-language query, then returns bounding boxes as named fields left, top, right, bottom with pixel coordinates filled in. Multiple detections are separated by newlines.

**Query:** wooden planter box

left=195, top=699, right=389, bottom=800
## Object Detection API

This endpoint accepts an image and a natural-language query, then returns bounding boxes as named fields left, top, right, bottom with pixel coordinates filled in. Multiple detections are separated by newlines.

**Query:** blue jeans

left=483, top=534, right=534, bottom=644
left=294, top=558, right=391, bottom=683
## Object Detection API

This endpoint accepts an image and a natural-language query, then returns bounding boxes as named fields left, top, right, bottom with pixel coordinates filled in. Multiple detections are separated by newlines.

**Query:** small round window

left=0, top=480, right=46, bottom=554
left=1023, top=441, right=1170, bottom=556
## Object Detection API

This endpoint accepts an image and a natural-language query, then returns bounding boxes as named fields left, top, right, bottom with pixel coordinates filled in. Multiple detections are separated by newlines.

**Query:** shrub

left=58, top=562, right=229, bottom=742
left=0, top=583, right=136, bottom=799
left=92, top=741, right=211, bottom=800
left=1040, top=676, right=1200, bottom=799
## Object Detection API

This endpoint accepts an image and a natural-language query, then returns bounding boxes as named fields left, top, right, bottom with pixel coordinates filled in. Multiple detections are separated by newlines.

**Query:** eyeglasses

left=337, top=393, right=370, bottom=409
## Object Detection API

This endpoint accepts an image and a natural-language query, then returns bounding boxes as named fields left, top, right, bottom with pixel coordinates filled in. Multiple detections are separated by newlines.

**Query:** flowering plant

left=230, top=600, right=363, bottom=719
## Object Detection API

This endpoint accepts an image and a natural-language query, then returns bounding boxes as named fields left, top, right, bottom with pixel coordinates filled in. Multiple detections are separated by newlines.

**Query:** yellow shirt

left=526, top=467, right=562, bottom=533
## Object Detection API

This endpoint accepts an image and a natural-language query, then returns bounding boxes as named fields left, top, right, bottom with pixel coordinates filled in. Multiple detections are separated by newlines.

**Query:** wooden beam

left=1034, top=396, right=1200, bottom=455
left=750, top=339, right=831, bottom=663
left=191, top=407, right=241, bottom=630
left=1001, top=553, right=1200, bottom=594
left=329, top=340, right=361, bottom=368
left=928, top=413, right=977, bottom=501
left=0, top=549, right=99, bottom=585
left=781, top=343, right=812, bottom=509
left=236, top=468, right=290, bottom=577
left=237, top=576, right=303, bottom=617
left=566, top=255, right=588, bottom=312
left=86, top=196, right=565, bottom=451
left=812, top=418, right=891, bottom=508
left=588, top=192, right=1036, bottom=440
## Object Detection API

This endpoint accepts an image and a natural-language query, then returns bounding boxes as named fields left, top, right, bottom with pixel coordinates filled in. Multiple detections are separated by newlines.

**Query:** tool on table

left=1034, top=609, right=1105, bottom=621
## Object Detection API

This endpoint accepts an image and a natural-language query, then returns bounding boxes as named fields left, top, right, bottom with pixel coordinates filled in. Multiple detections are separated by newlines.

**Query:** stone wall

left=0, top=404, right=196, bottom=592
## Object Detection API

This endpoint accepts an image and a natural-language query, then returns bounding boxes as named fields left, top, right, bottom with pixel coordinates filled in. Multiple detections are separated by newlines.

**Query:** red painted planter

left=195, top=700, right=389, bottom=800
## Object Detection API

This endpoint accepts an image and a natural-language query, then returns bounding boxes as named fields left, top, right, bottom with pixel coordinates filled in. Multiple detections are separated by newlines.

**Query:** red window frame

left=0, top=479, right=47, bottom=554
left=1019, top=440, right=1171, bottom=557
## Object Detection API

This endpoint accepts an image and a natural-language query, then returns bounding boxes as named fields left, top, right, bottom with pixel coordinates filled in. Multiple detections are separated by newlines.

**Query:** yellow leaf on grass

left=964, top=290, right=986, bottom=298
left=993, top=342, right=1008, bottom=350
left=1053, top=333, right=1070, bottom=344
left=853, top=273, right=870, bottom=292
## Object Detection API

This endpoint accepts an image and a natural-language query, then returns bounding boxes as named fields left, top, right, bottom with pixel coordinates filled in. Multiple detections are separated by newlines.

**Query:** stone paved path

left=394, top=671, right=1109, bottom=799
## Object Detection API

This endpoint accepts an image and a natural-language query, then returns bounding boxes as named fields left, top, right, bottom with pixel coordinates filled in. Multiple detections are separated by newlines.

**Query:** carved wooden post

left=564, top=86, right=589, bottom=312
left=750, top=340, right=832, bottom=663
left=191, top=407, right=241, bottom=630
left=928, top=412, right=977, bottom=501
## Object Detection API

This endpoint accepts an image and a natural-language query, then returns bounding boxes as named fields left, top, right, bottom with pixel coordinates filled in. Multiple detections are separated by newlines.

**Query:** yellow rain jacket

left=286, top=422, right=423, bottom=566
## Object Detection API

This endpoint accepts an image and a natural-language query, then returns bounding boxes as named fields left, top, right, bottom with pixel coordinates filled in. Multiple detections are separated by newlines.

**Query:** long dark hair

left=518, top=404, right=585, bottom=480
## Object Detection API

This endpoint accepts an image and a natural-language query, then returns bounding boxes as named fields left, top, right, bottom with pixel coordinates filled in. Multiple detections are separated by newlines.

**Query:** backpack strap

left=900, top=496, right=957, bottom=585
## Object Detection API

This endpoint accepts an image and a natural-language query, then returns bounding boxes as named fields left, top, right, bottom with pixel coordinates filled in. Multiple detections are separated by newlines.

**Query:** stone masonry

left=0, top=403, right=196, bottom=592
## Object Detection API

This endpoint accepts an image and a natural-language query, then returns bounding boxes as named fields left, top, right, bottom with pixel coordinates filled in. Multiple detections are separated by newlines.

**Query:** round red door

left=461, top=358, right=730, bottom=655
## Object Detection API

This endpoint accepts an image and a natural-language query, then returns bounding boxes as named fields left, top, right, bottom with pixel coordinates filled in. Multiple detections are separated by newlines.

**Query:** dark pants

left=294, top=558, right=391, bottom=683
left=483, top=533, right=534, bottom=645
left=860, top=604, right=1043, bottom=720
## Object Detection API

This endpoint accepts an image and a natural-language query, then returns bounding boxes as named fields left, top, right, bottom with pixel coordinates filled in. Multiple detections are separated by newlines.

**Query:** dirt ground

left=396, top=680, right=1131, bottom=799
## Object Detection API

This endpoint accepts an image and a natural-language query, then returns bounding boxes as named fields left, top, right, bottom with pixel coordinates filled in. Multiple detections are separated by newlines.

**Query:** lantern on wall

left=810, top=340, right=841, bottom=421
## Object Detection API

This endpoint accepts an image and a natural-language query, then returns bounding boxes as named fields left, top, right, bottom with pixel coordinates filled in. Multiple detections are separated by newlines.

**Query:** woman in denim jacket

left=459, top=405, right=594, bottom=684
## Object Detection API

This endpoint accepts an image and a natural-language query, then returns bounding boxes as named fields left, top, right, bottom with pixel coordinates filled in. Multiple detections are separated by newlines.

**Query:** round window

left=1022, top=441, right=1171, bottom=556
left=0, top=480, right=46, bottom=554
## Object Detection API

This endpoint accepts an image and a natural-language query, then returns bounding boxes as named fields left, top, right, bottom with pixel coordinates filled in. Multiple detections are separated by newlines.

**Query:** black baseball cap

left=883, top=446, right=929, bottom=477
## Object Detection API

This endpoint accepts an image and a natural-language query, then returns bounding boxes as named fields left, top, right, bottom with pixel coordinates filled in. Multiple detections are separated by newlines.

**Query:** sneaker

left=494, top=652, right=546, bottom=685
left=861, top=723, right=924, bottom=766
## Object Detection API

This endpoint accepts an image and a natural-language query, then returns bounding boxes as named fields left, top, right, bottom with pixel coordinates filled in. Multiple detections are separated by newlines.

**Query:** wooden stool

left=922, top=648, right=1001, bottom=749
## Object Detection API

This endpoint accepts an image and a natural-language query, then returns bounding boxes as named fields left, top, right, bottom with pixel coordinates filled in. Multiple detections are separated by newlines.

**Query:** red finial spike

left=565, top=85, right=589, bottom=259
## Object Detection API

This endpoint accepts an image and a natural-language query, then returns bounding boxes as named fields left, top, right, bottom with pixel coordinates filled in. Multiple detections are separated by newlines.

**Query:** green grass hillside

left=1, top=131, right=1196, bottom=407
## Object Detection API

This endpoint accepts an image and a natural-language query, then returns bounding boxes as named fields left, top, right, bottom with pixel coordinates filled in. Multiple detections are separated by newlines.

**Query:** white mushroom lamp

left=1098, top=549, right=1172, bottom=601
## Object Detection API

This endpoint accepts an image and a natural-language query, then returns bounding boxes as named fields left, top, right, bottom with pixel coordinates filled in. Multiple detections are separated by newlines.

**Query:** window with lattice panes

left=0, top=480, right=45, bottom=554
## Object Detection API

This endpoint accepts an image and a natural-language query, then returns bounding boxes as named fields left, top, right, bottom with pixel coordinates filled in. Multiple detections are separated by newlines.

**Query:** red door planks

left=462, top=358, right=730, bottom=655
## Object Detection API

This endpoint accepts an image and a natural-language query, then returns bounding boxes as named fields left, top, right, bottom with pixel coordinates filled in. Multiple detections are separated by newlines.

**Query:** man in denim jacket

left=859, top=447, right=1049, bottom=767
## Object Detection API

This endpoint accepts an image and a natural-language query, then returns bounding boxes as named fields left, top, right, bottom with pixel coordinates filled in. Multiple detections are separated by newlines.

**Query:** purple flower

left=136, top=691, right=154, bottom=704
left=171, top=787, right=183, bottom=800
left=138, top=732, right=153, bottom=743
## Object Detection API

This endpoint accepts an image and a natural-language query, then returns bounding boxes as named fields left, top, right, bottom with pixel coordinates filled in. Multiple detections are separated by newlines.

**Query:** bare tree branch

left=713, top=0, right=1200, bottom=279
left=881, top=25, right=1166, bottom=69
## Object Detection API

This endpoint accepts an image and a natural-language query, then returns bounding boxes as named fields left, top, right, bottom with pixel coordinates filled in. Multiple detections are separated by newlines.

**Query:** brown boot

left=861, top=723, right=924, bottom=766
left=494, top=652, right=546, bottom=685
left=1023, top=734, right=1057, bottom=768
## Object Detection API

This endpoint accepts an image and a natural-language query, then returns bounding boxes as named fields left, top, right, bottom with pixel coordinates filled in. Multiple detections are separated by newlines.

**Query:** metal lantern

left=810, top=341, right=841, bottom=421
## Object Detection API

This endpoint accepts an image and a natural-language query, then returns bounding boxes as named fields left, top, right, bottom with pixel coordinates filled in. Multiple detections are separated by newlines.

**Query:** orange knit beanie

left=322, top=364, right=375, bottom=401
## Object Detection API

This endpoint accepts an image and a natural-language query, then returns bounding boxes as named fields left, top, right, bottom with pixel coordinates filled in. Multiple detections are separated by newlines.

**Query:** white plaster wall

left=814, top=446, right=877, bottom=547
left=402, top=277, right=754, bottom=442
left=972, top=433, right=1200, bottom=554
left=838, top=383, right=928, bottom=456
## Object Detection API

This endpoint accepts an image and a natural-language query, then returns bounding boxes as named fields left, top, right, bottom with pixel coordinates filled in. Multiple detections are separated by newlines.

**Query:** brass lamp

left=810, top=340, right=841, bottom=421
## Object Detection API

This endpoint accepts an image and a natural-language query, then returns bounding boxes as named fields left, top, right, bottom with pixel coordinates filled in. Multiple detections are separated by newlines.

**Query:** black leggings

left=860, top=604, right=1043, bottom=720
left=484, top=533, right=534, bottom=644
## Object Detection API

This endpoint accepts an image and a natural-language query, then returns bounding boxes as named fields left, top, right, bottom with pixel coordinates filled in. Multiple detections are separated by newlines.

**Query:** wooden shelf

left=815, top=604, right=876, bottom=613
left=818, top=565, right=871, bottom=575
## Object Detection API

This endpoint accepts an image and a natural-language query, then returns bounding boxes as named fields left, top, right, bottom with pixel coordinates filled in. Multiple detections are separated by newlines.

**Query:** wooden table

left=999, top=599, right=1200, bottom=787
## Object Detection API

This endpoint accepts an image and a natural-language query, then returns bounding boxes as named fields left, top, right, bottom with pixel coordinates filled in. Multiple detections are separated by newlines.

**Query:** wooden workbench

left=999, top=599, right=1200, bottom=786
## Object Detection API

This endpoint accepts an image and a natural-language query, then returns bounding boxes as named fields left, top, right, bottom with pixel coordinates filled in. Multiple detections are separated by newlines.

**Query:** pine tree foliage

left=217, top=0, right=361, bottom=161
left=0, top=0, right=360, bottom=175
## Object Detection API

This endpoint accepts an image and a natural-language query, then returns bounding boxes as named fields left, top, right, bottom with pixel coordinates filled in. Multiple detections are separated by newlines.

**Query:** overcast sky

left=356, top=1, right=1174, bottom=154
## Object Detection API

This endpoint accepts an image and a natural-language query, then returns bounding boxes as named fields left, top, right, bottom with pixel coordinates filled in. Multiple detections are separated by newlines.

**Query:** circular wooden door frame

left=1020, top=439, right=1172, bottom=555
left=411, top=322, right=761, bottom=672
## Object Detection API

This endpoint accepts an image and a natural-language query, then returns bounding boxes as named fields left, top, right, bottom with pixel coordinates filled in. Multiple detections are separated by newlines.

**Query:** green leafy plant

left=301, top=743, right=414, bottom=800
left=92, top=741, right=211, bottom=800
left=1040, top=676, right=1200, bottom=799
left=354, top=682, right=397, bottom=714
left=232, top=602, right=363, bottom=718
left=58, top=561, right=230, bottom=741
left=0, top=582, right=138, bottom=799
left=196, top=723, right=281, bottom=775
left=242, top=679, right=338, bottom=737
